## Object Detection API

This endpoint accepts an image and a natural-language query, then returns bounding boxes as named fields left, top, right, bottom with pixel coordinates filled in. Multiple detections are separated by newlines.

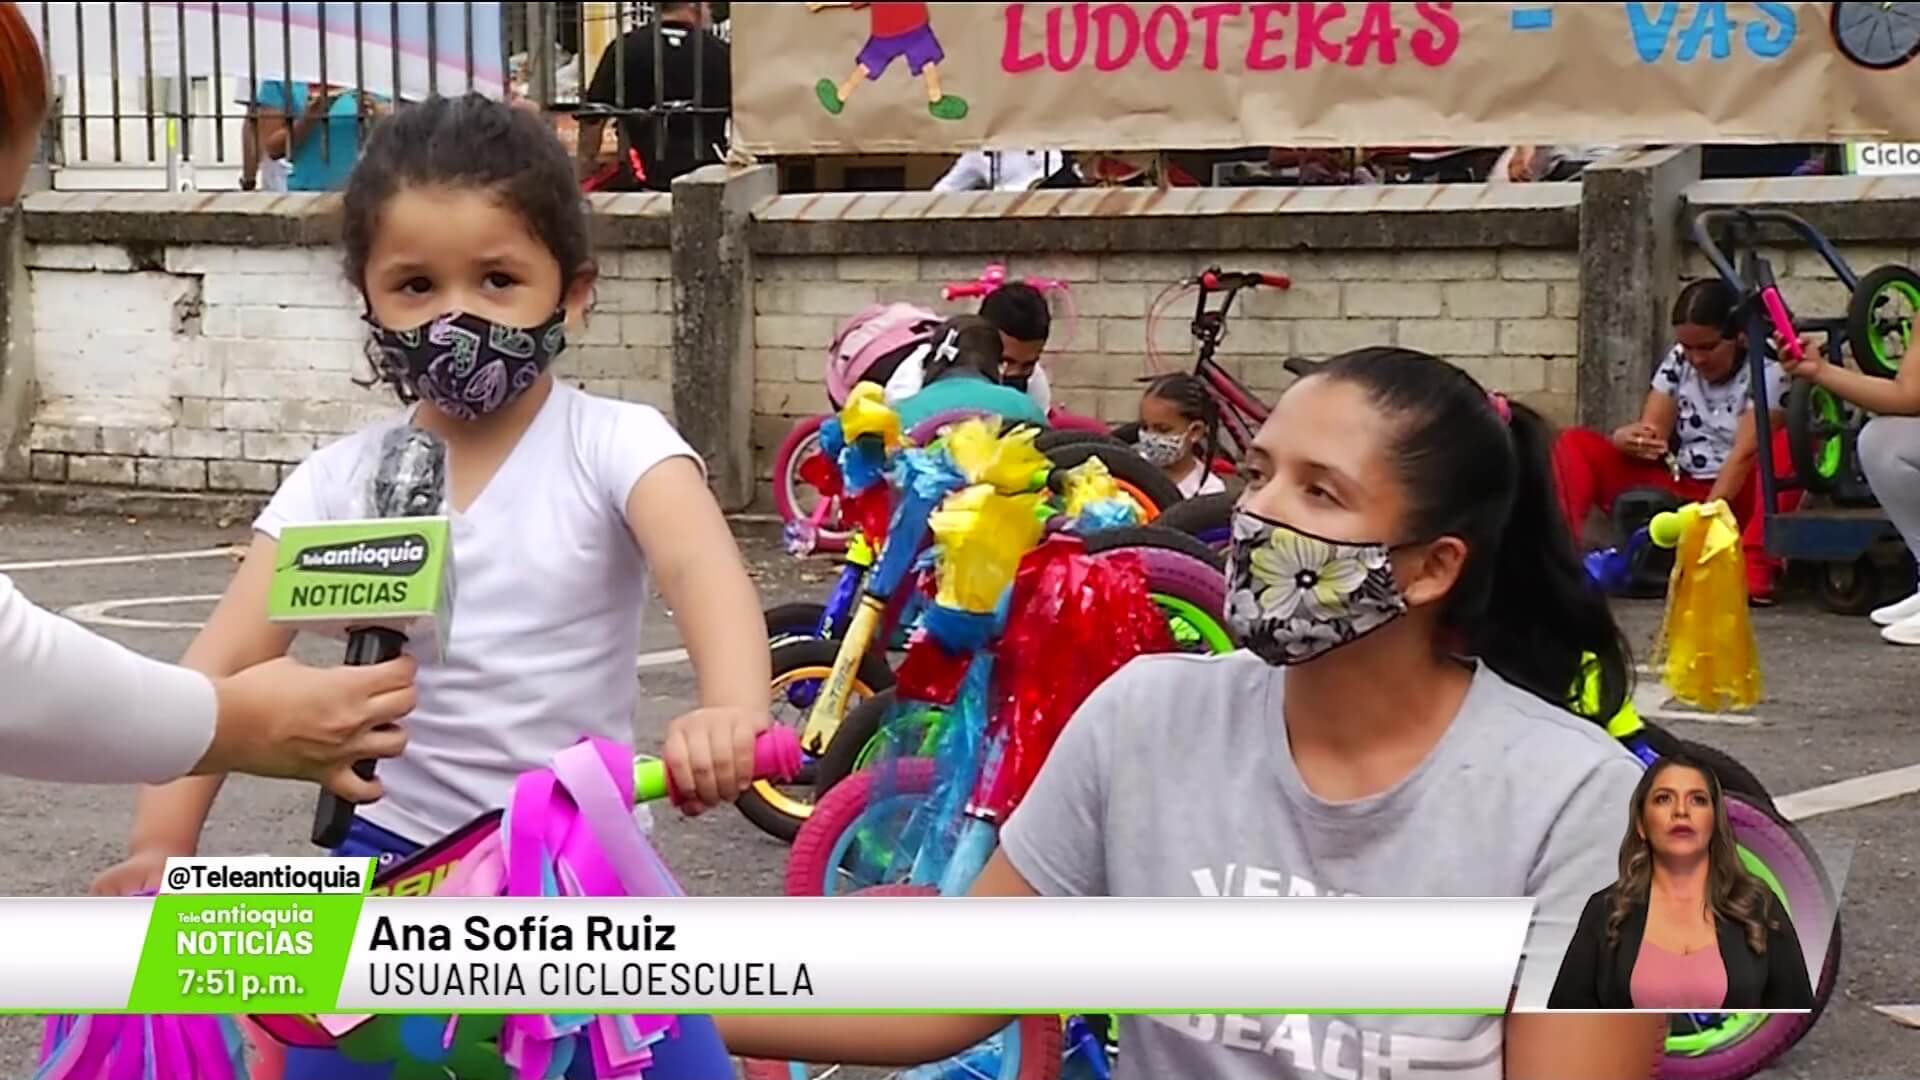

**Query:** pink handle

left=633, top=727, right=805, bottom=805
left=942, top=282, right=989, bottom=301
left=1761, top=287, right=1803, bottom=361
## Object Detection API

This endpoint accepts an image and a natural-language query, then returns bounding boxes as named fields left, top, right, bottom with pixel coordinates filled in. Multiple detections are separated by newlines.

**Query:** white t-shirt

left=254, top=382, right=700, bottom=843
left=883, top=350, right=1053, bottom=414
left=1651, top=344, right=1789, bottom=480
left=1177, top=465, right=1227, bottom=500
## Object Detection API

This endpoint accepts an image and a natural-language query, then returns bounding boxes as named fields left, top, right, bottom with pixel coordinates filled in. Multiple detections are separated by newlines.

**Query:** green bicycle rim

left=1661, top=843, right=1790, bottom=1057
left=1813, top=389, right=1845, bottom=480
left=1151, top=592, right=1236, bottom=655
left=1869, top=280, right=1919, bottom=371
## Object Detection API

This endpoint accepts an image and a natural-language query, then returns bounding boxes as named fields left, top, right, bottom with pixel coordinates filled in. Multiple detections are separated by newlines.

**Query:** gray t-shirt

left=999, top=652, right=1644, bottom=1080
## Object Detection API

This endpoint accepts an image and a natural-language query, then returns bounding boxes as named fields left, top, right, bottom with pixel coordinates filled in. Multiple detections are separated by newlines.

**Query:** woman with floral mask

left=709, top=347, right=1664, bottom=1078
left=1136, top=372, right=1226, bottom=500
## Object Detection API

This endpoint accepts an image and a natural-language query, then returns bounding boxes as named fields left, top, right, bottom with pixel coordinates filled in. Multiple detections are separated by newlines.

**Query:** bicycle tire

left=1034, top=429, right=1127, bottom=454
left=1082, top=523, right=1226, bottom=573
left=1657, top=793, right=1839, bottom=1079
left=739, top=885, right=1064, bottom=1080
left=1846, top=264, right=1919, bottom=379
left=1634, top=723, right=1775, bottom=812
left=766, top=601, right=828, bottom=648
left=1152, top=491, right=1234, bottom=549
left=741, top=638, right=897, bottom=844
left=790, top=757, right=939, bottom=897
left=1044, top=442, right=1183, bottom=519
left=1785, top=381, right=1854, bottom=495
left=772, top=416, right=851, bottom=556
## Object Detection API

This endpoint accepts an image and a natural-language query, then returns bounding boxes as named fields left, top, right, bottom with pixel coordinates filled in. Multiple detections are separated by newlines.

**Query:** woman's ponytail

left=1316, top=347, right=1632, bottom=724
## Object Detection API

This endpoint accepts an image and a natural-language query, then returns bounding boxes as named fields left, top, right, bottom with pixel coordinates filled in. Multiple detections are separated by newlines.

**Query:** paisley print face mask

left=369, top=309, right=568, bottom=420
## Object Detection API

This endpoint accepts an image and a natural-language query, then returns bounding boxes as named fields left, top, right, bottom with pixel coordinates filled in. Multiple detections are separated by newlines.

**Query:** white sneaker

left=1871, top=589, right=1920, bottom=627
left=1882, top=612, right=1920, bottom=646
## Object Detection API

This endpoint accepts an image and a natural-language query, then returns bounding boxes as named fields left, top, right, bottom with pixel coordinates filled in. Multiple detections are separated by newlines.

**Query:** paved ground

left=1, top=510, right=1916, bottom=1078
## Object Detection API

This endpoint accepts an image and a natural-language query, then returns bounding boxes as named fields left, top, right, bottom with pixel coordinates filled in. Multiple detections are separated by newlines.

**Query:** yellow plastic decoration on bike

left=943, top=416, right=1050, bottom=495
left=838, top=382, right=903, bottom=449
left=927, top=482, right=1048, bottom=613
left=1057, top=456, right=1127, bottom=517
left=1575, top=649, right=1643, bottom=738
left=1649, top=499, right=1763, bottom=712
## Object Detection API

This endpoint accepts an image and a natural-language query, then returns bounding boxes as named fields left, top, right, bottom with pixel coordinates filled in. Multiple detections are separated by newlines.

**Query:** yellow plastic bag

left=1649, top=499, right=1762, bottom=712
left=838, top=383, right=903, bottom=449
left=927, top=483, right=1048, bottom=613
left=1058, top=457, right=1125, bottom=519
left=945, top=418, right=1049, bottom=495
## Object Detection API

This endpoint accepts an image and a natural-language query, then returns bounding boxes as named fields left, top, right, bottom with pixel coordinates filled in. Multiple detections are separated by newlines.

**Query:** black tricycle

left=1691, top=207, right=1918, bottom=614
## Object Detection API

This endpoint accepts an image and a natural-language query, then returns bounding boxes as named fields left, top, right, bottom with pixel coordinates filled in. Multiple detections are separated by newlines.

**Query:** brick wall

left=8, top=174, right=1919, bottom=510
left=12, top=194, right=671, bottom=496
left=747, top=180, right=1586, bottom=481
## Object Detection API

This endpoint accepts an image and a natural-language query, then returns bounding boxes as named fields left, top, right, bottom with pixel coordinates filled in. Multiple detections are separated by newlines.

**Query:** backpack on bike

left=825, top=302, right=943, bottom=408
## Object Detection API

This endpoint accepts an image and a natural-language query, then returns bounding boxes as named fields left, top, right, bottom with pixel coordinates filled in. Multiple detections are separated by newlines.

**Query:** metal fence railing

left=22, top=1, right=731, bottom=194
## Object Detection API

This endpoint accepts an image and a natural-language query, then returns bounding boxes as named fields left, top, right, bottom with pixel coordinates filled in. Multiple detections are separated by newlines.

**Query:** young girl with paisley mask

left=94, top=98, right=766, bottom=1074
left=709, top=347, right=1665, bottom=1079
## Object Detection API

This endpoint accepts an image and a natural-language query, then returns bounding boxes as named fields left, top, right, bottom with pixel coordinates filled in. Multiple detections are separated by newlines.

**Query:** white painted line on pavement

left=1872, top=1004, right=1920, bottom=1029
left=1777, top=763, right=1920, bottom=823
left=636, top=647, right=691, bottom=671
left=1629, top=679, right=1764, bottom=727
left=62, top=594, right=222, bottom=631
left=0, top=546, right=240, bottom=573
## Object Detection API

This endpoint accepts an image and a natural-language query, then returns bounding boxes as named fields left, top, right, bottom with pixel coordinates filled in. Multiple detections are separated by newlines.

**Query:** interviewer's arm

left=0, top=572, right=216, bottom=784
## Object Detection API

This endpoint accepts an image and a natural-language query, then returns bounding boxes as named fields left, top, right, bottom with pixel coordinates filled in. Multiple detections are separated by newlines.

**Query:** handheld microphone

left=266, top=422, right=453, bottom=849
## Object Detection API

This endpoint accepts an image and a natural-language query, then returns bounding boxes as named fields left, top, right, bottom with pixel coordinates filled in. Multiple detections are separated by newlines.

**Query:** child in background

left=90, top=94, right=763, bottom=1077
left=894, top=315, right=1049, bottom=434
left=1137, top=373, right=1226, bottom=500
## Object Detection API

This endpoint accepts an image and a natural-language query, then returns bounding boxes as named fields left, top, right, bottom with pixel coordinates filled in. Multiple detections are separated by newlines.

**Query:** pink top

left=1631, top=938, right=1728, bottom=1010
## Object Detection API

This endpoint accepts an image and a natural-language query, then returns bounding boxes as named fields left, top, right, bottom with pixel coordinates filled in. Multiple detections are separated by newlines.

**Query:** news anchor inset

left=1549, top=753, right=1814, bottom=1010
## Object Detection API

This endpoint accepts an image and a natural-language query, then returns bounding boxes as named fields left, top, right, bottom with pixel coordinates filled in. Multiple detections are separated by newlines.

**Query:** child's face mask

left=369, top=309, right=568, bottom=420
left=1135, top=429, right=1188, bottom=468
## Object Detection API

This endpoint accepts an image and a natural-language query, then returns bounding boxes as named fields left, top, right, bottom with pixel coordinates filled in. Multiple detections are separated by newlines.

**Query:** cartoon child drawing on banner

left=807, top=2, right=969, bottom=120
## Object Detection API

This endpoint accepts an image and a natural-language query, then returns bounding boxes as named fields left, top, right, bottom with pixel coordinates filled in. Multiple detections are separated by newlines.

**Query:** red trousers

left=1551, top=426, right=1800, bottom=596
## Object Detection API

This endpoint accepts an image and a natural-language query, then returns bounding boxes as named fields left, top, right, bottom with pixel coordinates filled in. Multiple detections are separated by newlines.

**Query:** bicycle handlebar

left=632, top=726, right=803, bottom=805
left=941, top=264, right=1070, bottom=302
left=1200, top=270, right=1291, bottom=292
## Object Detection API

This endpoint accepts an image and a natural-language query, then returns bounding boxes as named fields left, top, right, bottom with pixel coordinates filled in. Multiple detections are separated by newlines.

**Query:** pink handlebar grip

left=1760, top=287, right=1803, bottom=361
left=942, top=282, right=989, bottom=302
left=632, top=726, right=804, bottom=805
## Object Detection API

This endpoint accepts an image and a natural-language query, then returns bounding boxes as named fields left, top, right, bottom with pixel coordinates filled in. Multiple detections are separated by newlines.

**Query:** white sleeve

left=882, top=348, right=927, bottom=405
left=585, top=400, right=705, bottom=512
left=1026, top=363, right=1053, bottom=414
left=254, top=435, right=362, bottom=537
left=932, top=151, right=990, bottom=193
left=0, top=574, right=217, bottom=784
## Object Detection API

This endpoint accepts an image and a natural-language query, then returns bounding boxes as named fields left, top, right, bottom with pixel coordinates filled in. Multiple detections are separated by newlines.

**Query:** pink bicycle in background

left=773, top=264, right=1107, bottom=557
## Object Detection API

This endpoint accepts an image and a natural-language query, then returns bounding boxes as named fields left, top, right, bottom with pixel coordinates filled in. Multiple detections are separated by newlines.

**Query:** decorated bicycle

left=774, top=264, right=1151, bottom=558
left=743, top=417, right=1179, bottom=1080
left=746, top=385, right=1232, bottom=843
left=37, top=730, right=806, bottom=1080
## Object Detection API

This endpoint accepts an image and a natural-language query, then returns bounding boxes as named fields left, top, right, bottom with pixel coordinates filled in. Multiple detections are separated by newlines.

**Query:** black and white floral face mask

left=1224, top=509, right=1411, bottom=665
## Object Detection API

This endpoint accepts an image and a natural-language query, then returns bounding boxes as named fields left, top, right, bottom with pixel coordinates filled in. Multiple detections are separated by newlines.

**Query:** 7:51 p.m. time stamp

left=178, top=969, right=301, bottom=1002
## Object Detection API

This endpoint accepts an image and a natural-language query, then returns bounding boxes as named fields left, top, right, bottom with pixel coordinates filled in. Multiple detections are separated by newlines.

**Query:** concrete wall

left=4, top=168, right=1919, bottom=516
left=11, top=192, right=671, bottom=499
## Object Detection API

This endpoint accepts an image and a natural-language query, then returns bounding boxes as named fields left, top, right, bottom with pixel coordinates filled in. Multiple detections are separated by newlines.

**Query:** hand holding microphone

left=265, top=424, right=453, bottom=849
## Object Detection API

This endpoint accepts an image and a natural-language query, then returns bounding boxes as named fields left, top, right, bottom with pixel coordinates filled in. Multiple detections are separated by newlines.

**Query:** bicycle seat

left=1283, top=356, right=1326, bottom=377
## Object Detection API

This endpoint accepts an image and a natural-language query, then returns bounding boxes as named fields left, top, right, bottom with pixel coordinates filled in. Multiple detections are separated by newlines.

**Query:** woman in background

left=1549, top=754, right=1813, bottom=1010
